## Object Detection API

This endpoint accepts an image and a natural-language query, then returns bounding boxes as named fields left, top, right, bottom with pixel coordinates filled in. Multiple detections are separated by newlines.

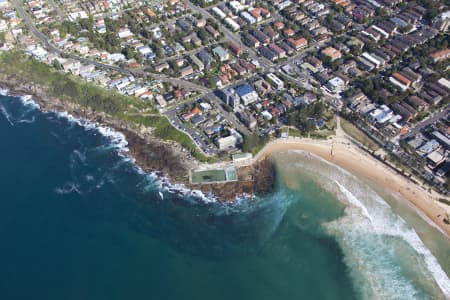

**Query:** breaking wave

left=0, top=92, right=220, bottom=204
left=0, top=102, right=14, bottom=126
left=133, top=165, right=218, bottom=204
left=50, top=101, right=217, bottom=204
left=0, top=94, right=39, bottom=125
left=288, top=151, right=450, bottom=299
left=56, top=111, right=129, bottom=154
left=19, top=95, right=41, bottom=110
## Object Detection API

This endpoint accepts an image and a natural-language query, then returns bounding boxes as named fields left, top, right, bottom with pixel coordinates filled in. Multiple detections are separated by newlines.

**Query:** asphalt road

left=15, top=0, right=331, bottom=152
left=47, top=0, right=66, bottom=21
left=164, top=107, right=218, bottom=156
left=183, top=0, right=275, bottom=70
left=11, top=0, right=210, bottom=94
left=401, top=105, right=450, bottom=140
left=13, top=0, right=253, bottom=153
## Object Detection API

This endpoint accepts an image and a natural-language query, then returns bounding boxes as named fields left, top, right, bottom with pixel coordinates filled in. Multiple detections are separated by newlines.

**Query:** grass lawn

left=311, top=129, right=335, bottom=139
left=191, top=169, right=227, bottom=184
left=288, top=128, right=303, bottom=137
left=0, top=51, right=217, bottom=163
left=341, top=119, right=380, bottom=151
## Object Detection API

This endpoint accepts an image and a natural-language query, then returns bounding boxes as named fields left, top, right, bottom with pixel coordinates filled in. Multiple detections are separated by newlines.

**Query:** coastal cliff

left=0, top=74, right=275, bottom=201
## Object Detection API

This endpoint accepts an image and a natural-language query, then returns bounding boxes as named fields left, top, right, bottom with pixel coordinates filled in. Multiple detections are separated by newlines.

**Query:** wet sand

left=256, top=137, right=450, bottom=238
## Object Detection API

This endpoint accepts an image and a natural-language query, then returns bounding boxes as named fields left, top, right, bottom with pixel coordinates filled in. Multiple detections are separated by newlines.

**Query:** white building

left=369, top=105, right=393, bottom=124
left=212, top=7, right=226, bottom=19
left=266, top=73, right=284, bottom=90
left=236, top=84, right=259, bottom=106
left=361, top=52, right=384, bottom=68
left=224, top=17, right=240, bottom=31
left=216, top=135, right=237, bottom=150
left=326, top=77, right=346, bottom=93
left=241, top=11, right=256, bottom=24
left=229, top=1, right=245, bottom=13
left=108, top=53, right=126, bottom=63
left=118, top=28, right=133, bottom=39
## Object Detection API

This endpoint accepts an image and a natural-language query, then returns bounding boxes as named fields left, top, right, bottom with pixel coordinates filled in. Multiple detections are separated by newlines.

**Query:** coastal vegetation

left=0, top=51, right=214, bottom=162
left=438, top=198, right=450, bottom=206
left=242, top=132, right=270, bottom=155
left=340, top=118, right=380, bottom=151
left=284, top=127, right=302, bottom=138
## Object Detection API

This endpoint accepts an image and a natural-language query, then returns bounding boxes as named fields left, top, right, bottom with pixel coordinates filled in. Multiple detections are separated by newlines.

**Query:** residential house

left=228, top=41, right=242, bottom=57
left=179, top=65, right=194, bottom=77
left=213, top=46, right=230, bottom=62
left=431, top=49, right=450, bottom=63
left=321, top=47, right=342, bottom=61
left=197, top=49, right=215, bottom=68
left=154, top=62, right=170, bottom=73
left=287, top=37, right=308, bottom=50
left=254, top=78, right=272, bottom=96
left=389, top=72, right=411, bottom=91
left=269, top=43, right=286, bottom=58
left=260, top=46, right=278, bottom=61
left=189, top=54, right=204, bottom=71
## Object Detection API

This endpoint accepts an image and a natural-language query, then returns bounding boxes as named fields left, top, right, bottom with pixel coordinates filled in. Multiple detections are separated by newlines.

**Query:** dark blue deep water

left=0, top=94, right=448, bottom=300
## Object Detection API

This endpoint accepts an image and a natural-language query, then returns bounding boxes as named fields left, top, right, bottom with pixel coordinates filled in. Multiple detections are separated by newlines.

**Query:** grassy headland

left=0, top=51, right=215, bottom=162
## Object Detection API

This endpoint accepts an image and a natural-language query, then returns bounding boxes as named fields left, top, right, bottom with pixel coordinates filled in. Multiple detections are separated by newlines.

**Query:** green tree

left=79, top=16, right=94, bottom=31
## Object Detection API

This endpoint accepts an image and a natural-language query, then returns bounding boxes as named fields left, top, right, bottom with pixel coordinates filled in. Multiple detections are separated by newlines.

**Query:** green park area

left=341, top=118, right=380, bottom=151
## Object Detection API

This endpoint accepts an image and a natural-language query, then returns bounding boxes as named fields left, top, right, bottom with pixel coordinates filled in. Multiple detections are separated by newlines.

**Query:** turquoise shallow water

left=0, top=94, right=448, bottom=300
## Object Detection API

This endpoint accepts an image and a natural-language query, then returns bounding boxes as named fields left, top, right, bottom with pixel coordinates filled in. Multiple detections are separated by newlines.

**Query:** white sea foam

left=155, top=174, right=218, bottom=204
left=335, top=181, right=373, bottom=222
left=54, top=182, right=82, bottom=195
left=17, top=116, right=36, bottom=124
left=96, top=125, right=129, bottom=153
left=55, top=111, right=129, bottom=155
left=286, top=151, right=450, bottom=299
left=0, top=102, right=14, bottom=126
left=326, top=185, right=449, bottom=299
left=64, top=111, right=221, bottom=204
left=4, top=93, right=217, bottom=204
left=19, top=95, right=40, bottom=110
left=0, top=88, right=9, bottom=96
left=0, top=93, right=39, bottom=125
left=134, top=165, right=218, bottom=204
left=336, top=187, right=449, bottom=299
left=70, top=149, right=88, bottom=166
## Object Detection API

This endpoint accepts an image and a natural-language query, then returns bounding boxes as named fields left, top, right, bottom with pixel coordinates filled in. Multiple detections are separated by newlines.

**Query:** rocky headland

left=0, top=74, right=275, bottom=201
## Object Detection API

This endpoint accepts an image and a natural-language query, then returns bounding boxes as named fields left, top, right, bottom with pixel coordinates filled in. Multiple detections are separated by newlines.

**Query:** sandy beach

left=1, top=75, right=448, bottom=237
left=255, top=132, right=450, bottom=238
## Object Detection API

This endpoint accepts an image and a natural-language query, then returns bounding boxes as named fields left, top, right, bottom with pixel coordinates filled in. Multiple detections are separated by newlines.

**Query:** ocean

left=0, top=93, right=449, bottom=300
